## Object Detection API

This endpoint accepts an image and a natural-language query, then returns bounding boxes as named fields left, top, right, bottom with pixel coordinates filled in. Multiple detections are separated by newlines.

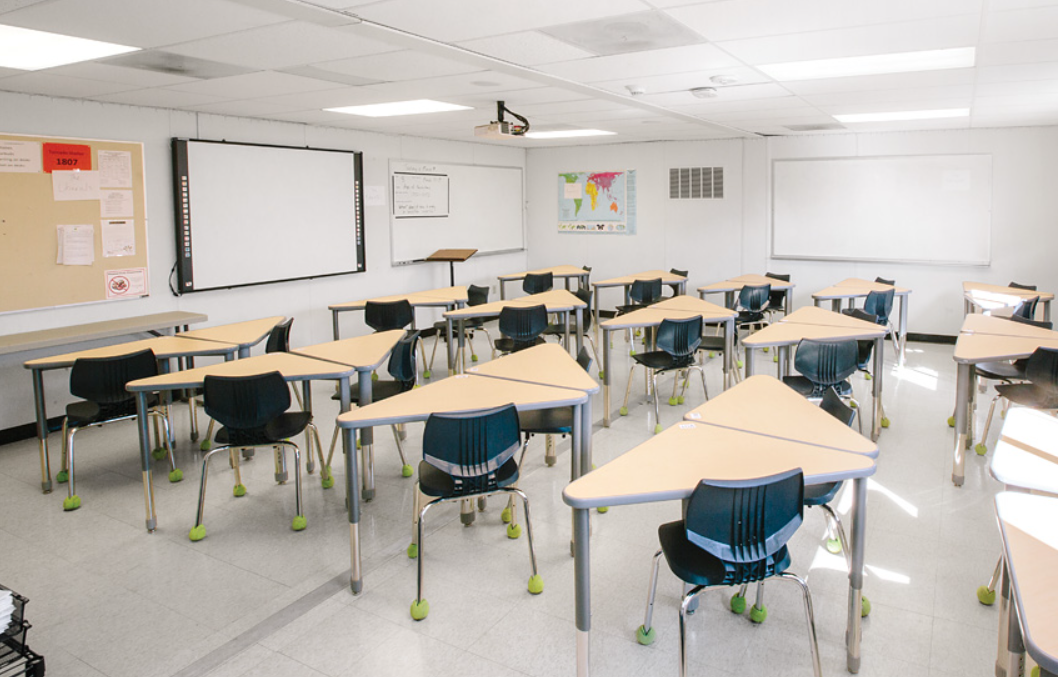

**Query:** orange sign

left=42, top=143, right=92, bottom=173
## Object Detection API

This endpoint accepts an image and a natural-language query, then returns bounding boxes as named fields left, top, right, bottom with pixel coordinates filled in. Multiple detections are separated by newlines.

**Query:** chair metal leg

left=427, top=332, right=442, bottom=373
left=189, top=395, right=198, bottom=441
left=679, top=586, right=706, bottom=677
left=231, top=448, right=243, bottom=489
left=282, top=441, right=304, bottom=523
left=194, top=446, right=229, bottom=533
left=776, top=572, right=823, bottom=677
left=650, top=371, right=662, bottom=432
left=273, top=445, right=288, bottom=484
left=390, top=425, right=410, bottom=473
left=979, top=395, right=1002, bottom=454
left=820, top=503, right=852, bottom=571
left=638, top=549, right=664, bottom=643
left=415, top=498, right=441, bottom=613
left=65, top=425, right=77, bottom=501
left=621, top=364, right=637, bottom=412
left=306, top=423, right=325, bottom=478
left=509, top=487, right=538, bottom=576
left=149, top=410, right=180, bottom=479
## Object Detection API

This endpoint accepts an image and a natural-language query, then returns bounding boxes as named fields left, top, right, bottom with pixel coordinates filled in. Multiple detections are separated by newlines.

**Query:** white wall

left=0, top=91, right=527, bottom=430
left=526, top=126, right=1058, bottom=337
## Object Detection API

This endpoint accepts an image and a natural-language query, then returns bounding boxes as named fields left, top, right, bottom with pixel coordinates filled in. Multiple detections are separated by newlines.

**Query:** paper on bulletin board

left=97, top=150, right=132, bottom=188
left=53, top=170, right=100, bottom=201
left=0, top=140, right=41, bottom=173
left=102, top=219, right=135, bottom=257
left=42, top=143, right=91, bottom=173
left=56, top=224, right=95, bottom=265
left=105, top=267, right=147, bottom=299
left=100, top=189, right=134, bottom=217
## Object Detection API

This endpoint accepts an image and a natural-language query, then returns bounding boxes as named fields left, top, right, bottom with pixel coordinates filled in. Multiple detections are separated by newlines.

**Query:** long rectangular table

left=563, top=375, right=877, bottom=676
left=0, top=311, right=206, bottom=357
left=498, top=265, right=590, bottom=299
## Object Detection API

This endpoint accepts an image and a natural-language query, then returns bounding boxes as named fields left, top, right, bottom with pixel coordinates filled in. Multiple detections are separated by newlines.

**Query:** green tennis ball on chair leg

left=291, top=515, right=307, bottom=531
left=56, top=470, right=68, bottom=483
left=501, top=507, right=512, bottom=523
left=189, top=524, right=206, bottom=541
left=423, top=370, right=432, bottom=379
left=199, top=440, right=211, bottom=452
left=168, top=468, right=183, bottom=483
left=975, top=443, right=987, bottom=456
left=152, top=447, right=167, bottom=461
left=947, top=416, right=955, bottom=427
left=619, top=406, right=628, bottom=416
left=668, top=396, right=678, bottom=406
left=406, top=543, right=418, bottom=559
left=881, top=417, right=891, bottom=428
left=471, top=354, right=478, bottom=362
left=729, top=593, right=746, bottom=614
left=826, top=538, right=842, bottom=554
left=749, top=604, right=768, bottom=623
left=528, top=575, right=544, bottom=595
left=410, top=599, right=429, bottom=620
left=233, top=484, right=247, bottom=497
left=636, top=625, right=656, bottom=645
left=507, top=523, right=522, bottom=539
left=861, top=596, right=871, bottom=617
left=653, top=424, right=662, bottom=434
left=401, top=464, right=413, bottom=478
left=63, top=494, right=81, bottom=511
left=321, top=466, right=334, bottom=489
left=977, top=585, right=996, bottom=606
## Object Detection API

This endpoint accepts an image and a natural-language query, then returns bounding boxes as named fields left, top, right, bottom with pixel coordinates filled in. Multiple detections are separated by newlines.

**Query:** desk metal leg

left=340, top=382, right=363, bottom=594
left=459, top=319, right=467, bottom=372
left=996, top=559, right=1013, bottom=677
left=332, top=310, right=341, bottom=341
left=500, top=279, right=506, bottom=300
left=603, top=328, right=612, bottom=427
left=303, top=382, right=315, bottom=474
left=785, top=289, right=793, bottom=317
left=592, top=285, right=601, bottom=342
left=846, top=476, right=867, bottom=673
left=573, top=507, right=591, bottom=677
left=445, top=318, right=456, bottom=376
left=135, top=391, right=157, bottom=532
left=745, top=348, right=755, bottom=377
left=31, top=369, right=52, bottom=493
left=952, top=363, right=972, bottom=486
left=564, top=310, right=571, bottom=351
left=1045, top=299, right=1052, bottom=324
left=580, top=398, right=593, bottom=478
left=871, top=337, right=883, bottom=442
left=778, top=345, right=789, bottom=379
left=358, top=371, right=375, bottom=502
left=832, top=300, right=841, bottom=312
left=725, top=291, right=735, bottom=309
left=723, top=318, right=734, bottom=390
left=575, top=307, right=583, bottom=355
left=898, top=296, right=909, bottom=365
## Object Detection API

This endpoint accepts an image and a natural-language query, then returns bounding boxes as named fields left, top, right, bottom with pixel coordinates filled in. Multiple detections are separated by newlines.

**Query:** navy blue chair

left=1014, top=295, right=1040, bottom=321
left=426, top=284, right=494, bottom=376
left=764, top=273, right=790, bottom=319
left=364, top=299, right=413, bottom=332
left=783, top=339, right=863, bottom=432
left=542, top=287, right=600, bottom=371
left=59, top=349, right=181, bottom=512
left=616, top=277, right=663, bottom=315
left=522, top=272, right=554, bottom=295
left=515, top=347, right=592, bottom=471
left=635, top=469, right=822, bottom=677
left=408, top=404, right=541, bottom=621
left=494, top=304, right=549, bottom=355
left=666, top=268, right=688, bottom=297
left=192, top=371, right=318, bottom=542
left=620, top=316, right=706, bottom=434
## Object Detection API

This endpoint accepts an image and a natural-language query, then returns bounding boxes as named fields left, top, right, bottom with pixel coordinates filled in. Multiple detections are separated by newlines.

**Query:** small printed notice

left=105, top=267, right=147, bottom=299
left=56, top=224, right=95, bottom=265
left=364, top=185, right=386, bottom=207
left=100, top=189, right=134, bottom=217
left=0, top=140, right=41, bottom=173
left=53, top=170, right=100, bottom=201
left=98, top=150, right=132, bottom=188
left=42, top=142, right=92, bottom=173
left=942, top=170, right=971, bottom=192
left=102, top=219, right=135, bottom=257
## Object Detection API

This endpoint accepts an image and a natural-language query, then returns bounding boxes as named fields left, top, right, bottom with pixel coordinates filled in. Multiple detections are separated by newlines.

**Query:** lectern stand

left=426, top=249, right=477, bottom=286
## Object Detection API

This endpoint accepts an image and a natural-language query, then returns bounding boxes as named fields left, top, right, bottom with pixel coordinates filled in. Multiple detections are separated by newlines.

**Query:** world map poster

left=557, top=170, right=637, bottom=235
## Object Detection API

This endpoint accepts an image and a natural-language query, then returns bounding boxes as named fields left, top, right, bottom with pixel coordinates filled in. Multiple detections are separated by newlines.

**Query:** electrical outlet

left=491, top=284, right=498, bottom=295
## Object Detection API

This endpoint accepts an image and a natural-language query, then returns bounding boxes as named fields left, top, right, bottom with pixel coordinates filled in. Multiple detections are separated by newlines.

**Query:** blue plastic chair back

left=683, top=469, right=804, bottom=564
left=365, top=299, right=413, bottom=332
left=863, top=289, right=894, bottom=325
left=1026, top=347, right=1058, bottom=396
left=499, top=304, right=548, bottom=343
left=265, top=318, right=293, bottom=353
left=574, top=286, right=593, bottom=332
left=765, top=273, right=789, bottom=310
left=874, top=277, right=895, bottom=287
left=1010, top=315, right=1053, bottom=331
left=203, top=371, right=290, bottom=431
left=387, top=331, right=420, bottom=388
left=1009, top=281, right=1037, bottom=291
left=820, top=388, right=856, bottom=427
left=523, top=272, right=553, bottom=295
left=422, top=404, right=521, bottom=490
left=738, top=284, right=771, bottom=313
left=576, top=346, right=593, bottom=373
left=630, top=278, right=663, bottom=305
left=794, top=339, right=858, bottom=389
left=1014, top=296, right=1040, bottom=320
left=657, top=316, right=703, bottom=358
left=467, top=285, right=489, bottom=307
left=70, top=349, right=158, bottom=405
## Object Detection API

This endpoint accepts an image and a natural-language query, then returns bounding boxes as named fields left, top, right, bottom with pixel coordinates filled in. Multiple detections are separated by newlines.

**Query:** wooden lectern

left=426, top=249, right=477, bottom=286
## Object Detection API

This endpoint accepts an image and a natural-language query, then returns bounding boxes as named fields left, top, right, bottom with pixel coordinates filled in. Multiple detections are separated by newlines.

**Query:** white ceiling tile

left=47, top=62, right=199, bottom=88
left=707, top=107, right=826, bottom=122
left=976, top=79, right=1058, bottom=97
left=0, top=0, right=48, bottom=13
left=315, top=49, right=481, bottom=81
left=183, top=99, right=312, bottom=117
left=1, top=0, right=287, bottom=48
left=164, top=71, right=346, bottom=98
left=977, top=62, right=1058, bottom=84
left=972, top=100, right=1058, bottom=116
left=0, top=72, right=138, bottom=98
left=163, top=20, right=398, bottom=71
left=978, top=38, right=1058, bottom=66
left=249, top=86, right=380, bottom=110
left=463, top=87, right=590, bottom=106
left=801, top=84, right=974, bottom=108
left=815, top=97, right=973, bottom=115
left=665, top=95, right=813, bottom=114
left=974, top=91, right=1058, bottom=107
left=353, top=0, right=652, bottom=42
left=781, top=69, right=976, bottom=95
left=539, top=43, right=741, bottom=82
left=457, top=32, right=594, bottom=66
left=985, top=5, right=1058, bottom=43
left=666, top=0, right=979, bottom=42
left=591, top=66, right=769, bottom=96
left=345, top=71, right=546, bottom=104
left=715, top=14, right=980, bottom=64
left=90, top=87, right=231, bottom=108
left=504, top=98, right=629, bottom=116
left=987, top=0, right=1058, bottom=9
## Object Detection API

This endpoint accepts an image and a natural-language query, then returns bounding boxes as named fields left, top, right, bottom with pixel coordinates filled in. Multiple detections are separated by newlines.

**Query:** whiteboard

left=175, top=139, right=365, bottom=292
left=393, top=172, right=449, bottom=218
left=389, top=160, right=524, bottom=264
left=772, top=154, right=992, bottom=265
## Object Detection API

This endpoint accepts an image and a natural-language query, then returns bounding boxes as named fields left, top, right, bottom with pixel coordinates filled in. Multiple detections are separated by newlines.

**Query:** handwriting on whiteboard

left=392, top=172, right=449, bottom=218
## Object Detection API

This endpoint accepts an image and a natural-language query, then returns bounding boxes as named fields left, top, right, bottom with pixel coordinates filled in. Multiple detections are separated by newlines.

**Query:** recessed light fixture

left=325, top=99, right=472, bottom=117
left=833, top=108, right=970, bottom=123
left=759, top=47, right=975, bottom=82
left=470, top=80, right=501, bottom=87
left=710, top=75, right=738, bottom=86
left=0, top=24, right=138, bottom=70
left=524, top=129, right=616, bottom=139
left=690, top=87, right=718, bottom=98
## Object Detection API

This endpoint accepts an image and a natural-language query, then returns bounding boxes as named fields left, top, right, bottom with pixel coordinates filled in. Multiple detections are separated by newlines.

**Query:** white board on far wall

left=772, top=154, right=992, bottom=265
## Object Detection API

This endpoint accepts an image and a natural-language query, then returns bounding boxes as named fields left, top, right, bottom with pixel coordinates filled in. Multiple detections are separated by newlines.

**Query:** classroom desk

left=697, top=273, right=795, bottom=314
left=177, top=316, right=283, bottom=359
left=0, top=311, right=206, bottom=357
left=994, top=492, right=1058, bottom=677
left=23, top=336, right=239, bottom=495
left=598, top=296, right=737, bottom=426
left=127, top=352, right=361, bottom=533
left=742, top=308, right=887, bottom=441
left=964, top=282, right=1054, bottom=322
left=498, top=265, right=590, bottom=300
left=292, top=330, right=405, bottom=500
left=328, top=287, right=468, bottom=340
left=812, top=279, right=911, bottom=362
left=337, top=373, right=590, bottom=594
left=563, top=377, right=877, bottom=676
left=950, top=323, right=1058, bottom=486
left=592, top=270, right=687, bottom=331
left=444, top=289, right=587, bottom=374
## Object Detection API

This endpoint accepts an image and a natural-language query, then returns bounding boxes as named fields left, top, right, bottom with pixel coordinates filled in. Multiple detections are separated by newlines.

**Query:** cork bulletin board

left=0, top=132, right=149, bottom=313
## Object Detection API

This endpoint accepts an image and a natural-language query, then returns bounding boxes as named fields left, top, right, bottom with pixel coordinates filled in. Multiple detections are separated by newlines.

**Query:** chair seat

left=518, top=407, right=574, bottom=435
left=658, top=520, right=791, bottom=587
left=632, top=349, right=696, bottom=372
left=615, top=302, right=655, bottom=315
left=417, top=457, right=519, bottom=498
left=216, top=411, right=312, bottom=446
left=783, top=376, right=852, bottom=399
left=432, top=319, right=484, bottom=336
left=737, top=310, right=766, bottom=324
left=331, top=379, right=409, bottom=403
left=994, top=383, right=1058, bottom=409
left=697, top=335, right=728, bottom=352
left=975, top=360, right=1028, bottom=382
left=542, top=322, right=586, bottom=336
left=494, top=337, right=545, bottom=354
left=803, top=481, right=842, bottom=507
left=65, top=395, right=161, bottom=426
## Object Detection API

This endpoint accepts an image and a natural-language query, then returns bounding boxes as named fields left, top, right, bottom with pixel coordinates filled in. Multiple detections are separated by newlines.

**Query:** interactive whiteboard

left=772, top=154, right=992, bottom=265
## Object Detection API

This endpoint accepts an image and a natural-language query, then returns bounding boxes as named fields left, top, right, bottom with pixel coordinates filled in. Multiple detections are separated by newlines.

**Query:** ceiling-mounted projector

left=475, top=101, right=529, bottom=140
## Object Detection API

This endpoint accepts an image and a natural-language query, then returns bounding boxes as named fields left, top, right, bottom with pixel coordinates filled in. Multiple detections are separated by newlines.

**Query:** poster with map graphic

left=557, top=170, right=636, bottom=234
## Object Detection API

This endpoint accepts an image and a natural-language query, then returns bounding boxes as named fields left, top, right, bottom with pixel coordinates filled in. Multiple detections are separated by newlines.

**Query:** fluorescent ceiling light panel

left=0, top=24, right=139, bottom=70
left=325, top=99, right=471, bottom=117
left=524, top=129, right=616, bottom=139
left=834, top=108, right=970, bottom=123
left=759, top=47, right=975, bottom=82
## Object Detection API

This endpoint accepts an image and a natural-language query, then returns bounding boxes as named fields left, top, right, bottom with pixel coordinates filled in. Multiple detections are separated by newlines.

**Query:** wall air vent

left=669, top=167, right=723, bottom=199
